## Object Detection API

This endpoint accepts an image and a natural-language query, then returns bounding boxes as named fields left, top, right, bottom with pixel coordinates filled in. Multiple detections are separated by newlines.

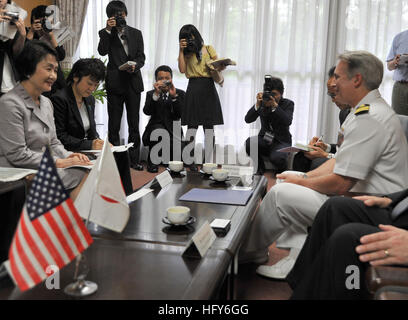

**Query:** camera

left=4, top=12, right=19, bottom=24
left=41, top=18, right=53, bottom=33
left=115, top=15, right=127, bottom=29
left=262, top=75, right=275, bottom=102
left=183, top=37, right=196, bottom=54
left=162, top=80, right=172, bottom=87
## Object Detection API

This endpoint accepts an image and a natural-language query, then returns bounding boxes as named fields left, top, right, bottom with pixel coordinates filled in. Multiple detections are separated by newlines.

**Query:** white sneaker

left=256, top=255, right=296, bottom=279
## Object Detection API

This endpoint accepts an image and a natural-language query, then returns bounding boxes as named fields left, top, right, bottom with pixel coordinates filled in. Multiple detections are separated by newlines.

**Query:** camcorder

left=4, top=12, right=19, bottom=24
left=262, top=75, right=277, bottom=102
left=115, top=14, right=127, bottom=29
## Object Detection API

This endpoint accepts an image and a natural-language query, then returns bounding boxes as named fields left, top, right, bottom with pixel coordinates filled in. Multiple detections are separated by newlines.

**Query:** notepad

left=179, top=188, right=253, bottom=206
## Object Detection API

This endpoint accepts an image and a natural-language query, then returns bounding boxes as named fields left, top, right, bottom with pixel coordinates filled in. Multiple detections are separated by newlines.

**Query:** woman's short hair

left=106, top=1, right=127, bottom=17
left=154, top=65, right=173, bottom=80
left=66, top=58, right=106, bottom=86
left=16, top=40, right=58, bottom=81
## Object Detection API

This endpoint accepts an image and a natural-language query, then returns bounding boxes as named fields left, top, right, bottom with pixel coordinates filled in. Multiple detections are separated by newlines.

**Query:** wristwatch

left=326, top=153, right=334, bottom=159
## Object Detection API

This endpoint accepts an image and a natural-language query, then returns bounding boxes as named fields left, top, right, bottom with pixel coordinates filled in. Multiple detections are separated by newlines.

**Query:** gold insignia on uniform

left=355, top=104, right=370, bottom=115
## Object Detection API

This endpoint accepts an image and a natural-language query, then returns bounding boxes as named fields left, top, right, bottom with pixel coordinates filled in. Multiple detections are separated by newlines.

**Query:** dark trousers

left=287, top=196, right=397, bottom=299
left=186, top=125, right=215, bottom=164
left=245, top=135, right=289, bottom=172
left=292, top=152, right=329, bottom=172
left=107, top=88, right=141, bottom=165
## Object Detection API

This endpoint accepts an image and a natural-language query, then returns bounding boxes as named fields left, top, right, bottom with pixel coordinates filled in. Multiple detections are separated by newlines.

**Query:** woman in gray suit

left=0, top=40, right=91, bottom=199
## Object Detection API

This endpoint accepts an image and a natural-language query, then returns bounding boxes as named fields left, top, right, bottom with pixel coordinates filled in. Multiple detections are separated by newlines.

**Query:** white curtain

left=75, top=0, right=404, bottom=155
left=56, top=0, right=89, bottom=70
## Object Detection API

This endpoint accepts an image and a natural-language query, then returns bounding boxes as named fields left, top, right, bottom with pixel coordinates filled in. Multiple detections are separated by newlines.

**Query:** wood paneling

left=14, top=0, right=54, bottom=25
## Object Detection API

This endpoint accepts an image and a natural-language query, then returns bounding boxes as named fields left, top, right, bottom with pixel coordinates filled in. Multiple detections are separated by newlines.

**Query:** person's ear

left=353, top=73, right=363, bottom=88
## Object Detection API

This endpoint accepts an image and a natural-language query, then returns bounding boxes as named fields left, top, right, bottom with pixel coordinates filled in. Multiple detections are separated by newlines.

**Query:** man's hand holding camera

left=256, top=92, right=278, bottom=109
left=27, top=18, right=57, bottom=47
left=0, top=10, right=26, bottom=37
left=106, top=16, right=117, bottom=32
left=154, top=79, right=177, bottom=98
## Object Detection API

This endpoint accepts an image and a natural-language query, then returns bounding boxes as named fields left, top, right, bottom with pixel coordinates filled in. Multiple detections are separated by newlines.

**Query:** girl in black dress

left=178, top=24, right=224, bottom=171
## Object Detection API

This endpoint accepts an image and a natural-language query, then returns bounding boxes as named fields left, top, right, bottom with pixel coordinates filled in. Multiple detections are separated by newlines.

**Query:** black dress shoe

left=147, top=164, right=158, bottom=173
left=189, top=163, right=199, bottom=172
left=131, top=163, right=144, bottom=171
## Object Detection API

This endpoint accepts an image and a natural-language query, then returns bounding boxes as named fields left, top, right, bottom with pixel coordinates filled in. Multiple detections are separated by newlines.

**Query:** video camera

left=262, top=75, right=278, bottom=102
left=4, top=12, right=19, bottom=24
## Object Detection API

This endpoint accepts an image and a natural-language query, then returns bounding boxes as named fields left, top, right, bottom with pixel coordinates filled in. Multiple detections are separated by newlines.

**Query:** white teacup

left=212, top=169, right=229, bottom=182
left=203, top=163, right=217, bottom=174
left=166, top=206, right=190, bottom=224
left=168, top=161, right=184, bottom=173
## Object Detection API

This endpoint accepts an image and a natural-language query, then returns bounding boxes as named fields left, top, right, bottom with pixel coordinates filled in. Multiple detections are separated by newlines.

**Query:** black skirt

left=182, top=77, right=224, bottom=127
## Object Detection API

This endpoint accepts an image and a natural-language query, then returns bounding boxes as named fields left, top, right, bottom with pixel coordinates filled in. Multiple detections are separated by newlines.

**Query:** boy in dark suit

left=98, top=1, right=145, bottom=170
left=142, top=66, right=185, bottom=173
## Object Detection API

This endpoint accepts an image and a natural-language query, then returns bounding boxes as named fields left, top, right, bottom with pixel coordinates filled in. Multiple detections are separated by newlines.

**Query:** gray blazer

left=0, top=84, right=84, bottom=189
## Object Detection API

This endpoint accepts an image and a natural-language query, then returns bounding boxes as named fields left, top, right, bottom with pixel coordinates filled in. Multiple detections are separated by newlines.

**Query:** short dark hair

left=154, top=65, right=173, bottom=81
left=30, top=5, right=50, bottom=24
left=16, top=40, right=58, bottom=81
left=328, top=66, right=336, bottom=78
left=106, top=1, right=127, bottom=17
left=269, top=77, right=284, bottom=95
left=66, top=58, right=106, bottom=86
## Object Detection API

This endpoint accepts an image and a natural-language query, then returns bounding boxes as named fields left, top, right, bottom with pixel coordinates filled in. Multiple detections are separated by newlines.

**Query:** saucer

left=162, top=216, right=196, bottom=227
left=209, top=176, right=231, bottom=183
left=166, top=168, right=186, bottom=177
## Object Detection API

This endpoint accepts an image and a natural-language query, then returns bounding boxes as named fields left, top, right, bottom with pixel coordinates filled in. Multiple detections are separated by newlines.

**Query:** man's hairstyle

left=30, top=5, right=49, bottom=24
left=106, top=1, right=127, bottom=17
left=269, top=77, right=285, bottom=95
left=66, top=58, right=106, bottom=86
left=154, top=65, right=173, bottom=80
left=328, top=66, right=336, bottom=78
left=16, top=40, right=58, bottom=81
left=338, top=51, right=384, bottom=91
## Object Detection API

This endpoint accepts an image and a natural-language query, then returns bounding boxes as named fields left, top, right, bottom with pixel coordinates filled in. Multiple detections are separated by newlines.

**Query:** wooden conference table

left=0, top=170, right=267, bottom=300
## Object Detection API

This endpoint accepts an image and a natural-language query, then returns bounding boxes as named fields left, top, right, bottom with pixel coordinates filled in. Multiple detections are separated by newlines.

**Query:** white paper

left=221, top=165, right=254, bottom=177
left=126, top=188, right=153, bottom=203
left=154, top=170, right=173, bottom=188
left=80, top=143, right=134, bottom=154
left=0, top=167, right=37, bottom=182
left=191, top=221, right=217, bottom=257
left=64, top=160, right=95, bottom=170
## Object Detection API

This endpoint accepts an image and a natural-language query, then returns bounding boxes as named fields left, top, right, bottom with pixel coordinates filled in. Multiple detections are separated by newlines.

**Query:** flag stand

left=64, top=140, right=109, bottom=297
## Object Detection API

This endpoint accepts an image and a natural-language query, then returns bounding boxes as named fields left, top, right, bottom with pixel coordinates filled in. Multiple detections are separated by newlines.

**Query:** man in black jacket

left=98, top=1, right=145, bottom=170
left=245, top=77, right=294, bottom=175
left=287, top=190, right=408, bottom=299
left=142, top=66, right=185, bottom=173
left=293, top=67, right=350, bottom=172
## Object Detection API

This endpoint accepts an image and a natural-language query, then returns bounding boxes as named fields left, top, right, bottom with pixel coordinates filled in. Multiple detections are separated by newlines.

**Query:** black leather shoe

left=131, top=163, right=144, bottom=171
left=147, top=164, right=158, bottom=173
left=189, top=163, right=199, bottom=172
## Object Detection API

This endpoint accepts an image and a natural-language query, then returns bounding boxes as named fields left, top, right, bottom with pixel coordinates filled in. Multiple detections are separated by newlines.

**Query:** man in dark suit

left=293, top=67, right=351, bottom=172
left=142, top=65, right=185, bottom=173
left=245, top=76, right=294, bottom=175
left=98, top=1, right=145, bottom=170
left=287, top=190, right=408, bottom=299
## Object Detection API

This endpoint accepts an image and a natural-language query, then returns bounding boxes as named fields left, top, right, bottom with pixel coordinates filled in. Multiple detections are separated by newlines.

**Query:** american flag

left=5, top=148, right=93, bottom=291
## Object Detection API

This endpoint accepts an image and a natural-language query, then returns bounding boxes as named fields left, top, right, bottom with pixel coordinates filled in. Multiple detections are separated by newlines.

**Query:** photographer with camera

left=26, top=5, right=66, bottom=97
left=178, top=24, right=224, bottom=171
left=142, top=65, right=185, bottom=173
left=98, top=1, right=145, bottom=171
left=245, top=76, right=294, bottom=175
left=0, top=0, right=26, bottom=96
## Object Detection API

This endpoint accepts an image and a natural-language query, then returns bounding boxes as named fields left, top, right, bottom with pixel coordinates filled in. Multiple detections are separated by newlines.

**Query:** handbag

left=205, top=46, right=224, bottom=87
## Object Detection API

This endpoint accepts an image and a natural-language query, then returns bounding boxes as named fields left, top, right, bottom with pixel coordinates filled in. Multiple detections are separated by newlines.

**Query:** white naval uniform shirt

left=334, top=89, right=408, bottom=194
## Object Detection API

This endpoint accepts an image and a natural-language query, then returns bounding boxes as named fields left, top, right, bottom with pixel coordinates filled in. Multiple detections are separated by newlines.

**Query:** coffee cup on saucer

left=203, top=163, right=217, bottom=175
left=166, top=206, right=190, bottom=224
left=212, top=169, right=229, bottom=182
left=168, top=161, right=184, bottom=173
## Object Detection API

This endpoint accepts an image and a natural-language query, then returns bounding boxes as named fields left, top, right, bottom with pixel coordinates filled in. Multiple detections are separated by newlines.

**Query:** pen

left=314, top=135, right=323, bottom=146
